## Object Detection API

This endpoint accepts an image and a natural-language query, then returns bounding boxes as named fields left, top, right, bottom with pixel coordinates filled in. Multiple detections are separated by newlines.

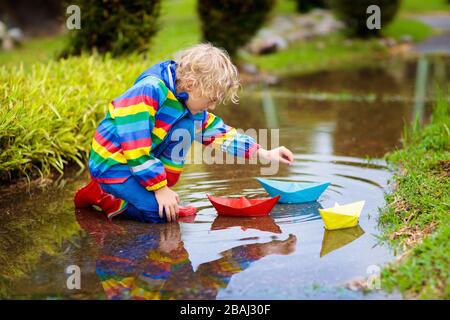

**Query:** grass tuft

left=0, top=55, right=150, bottom=181
left=380, top=92, right=450, bottom=299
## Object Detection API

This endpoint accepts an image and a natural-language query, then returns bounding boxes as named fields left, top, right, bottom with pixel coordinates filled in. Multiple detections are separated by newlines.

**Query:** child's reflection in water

left=76, top=209, right=297, bottom=300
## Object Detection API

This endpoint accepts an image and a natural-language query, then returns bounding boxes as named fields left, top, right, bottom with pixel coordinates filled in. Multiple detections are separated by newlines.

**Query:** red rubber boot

left=74, top=179, right=127, bottom=220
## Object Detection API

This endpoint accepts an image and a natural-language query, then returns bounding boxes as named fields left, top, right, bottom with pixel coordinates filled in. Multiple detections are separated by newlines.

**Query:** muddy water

left=1, top=57, right=448, bottom=299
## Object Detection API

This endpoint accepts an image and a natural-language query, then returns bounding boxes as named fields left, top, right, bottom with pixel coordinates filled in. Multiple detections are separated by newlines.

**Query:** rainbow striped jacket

left=88, top=60, right=259, bottom=191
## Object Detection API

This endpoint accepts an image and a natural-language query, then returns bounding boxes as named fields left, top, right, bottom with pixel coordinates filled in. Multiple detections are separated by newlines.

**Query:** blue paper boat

left=257, top=178, right=330, bottom=204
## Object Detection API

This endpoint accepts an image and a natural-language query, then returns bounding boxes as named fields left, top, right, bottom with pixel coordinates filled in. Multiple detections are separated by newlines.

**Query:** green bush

left=295, top=0, right=328, bottom=13
left=0, top=55, right=148, bottom=181
left=62, top=0, right=161, bottom=57
left=329, top=0, right=401, bottom=37
left=197, top=0, right=276, bottom=58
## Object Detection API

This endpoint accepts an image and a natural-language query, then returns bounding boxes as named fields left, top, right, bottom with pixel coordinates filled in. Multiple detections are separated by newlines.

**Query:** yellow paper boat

left=319, top=201, right=365, bottom=230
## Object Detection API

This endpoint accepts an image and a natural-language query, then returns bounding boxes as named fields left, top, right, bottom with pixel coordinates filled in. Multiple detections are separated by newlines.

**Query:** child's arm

left=199, top=112, right=294, bottom=164
left=199, top=112, right=260, bottom=158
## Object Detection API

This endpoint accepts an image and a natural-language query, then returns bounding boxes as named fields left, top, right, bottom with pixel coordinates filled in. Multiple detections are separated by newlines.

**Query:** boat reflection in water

left=211, top=215, right=282, bottom=234
left=75, top=208, right=296, bottom=300
left=320, top=225, right=365, bottom=257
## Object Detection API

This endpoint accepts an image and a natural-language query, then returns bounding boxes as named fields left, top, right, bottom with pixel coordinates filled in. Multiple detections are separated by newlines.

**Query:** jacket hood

left=134, top=60, right=189, bottom=102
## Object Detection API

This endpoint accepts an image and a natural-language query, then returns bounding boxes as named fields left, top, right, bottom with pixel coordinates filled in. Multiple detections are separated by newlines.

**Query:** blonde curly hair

left=174, top=43, right=241, bottom=104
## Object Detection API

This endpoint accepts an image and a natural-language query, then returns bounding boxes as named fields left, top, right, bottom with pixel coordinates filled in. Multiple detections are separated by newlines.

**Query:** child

left=74, top=43, right=294, bottom=223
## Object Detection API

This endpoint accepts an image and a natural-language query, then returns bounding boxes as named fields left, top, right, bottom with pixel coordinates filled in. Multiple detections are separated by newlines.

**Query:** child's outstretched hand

left=257, top=146, right=294, bottom=165
left=154, top=186, right=180, bottom=222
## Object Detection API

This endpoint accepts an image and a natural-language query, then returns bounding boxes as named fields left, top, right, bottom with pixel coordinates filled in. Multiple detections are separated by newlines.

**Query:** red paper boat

left=207, top=194, right=280, bottom=217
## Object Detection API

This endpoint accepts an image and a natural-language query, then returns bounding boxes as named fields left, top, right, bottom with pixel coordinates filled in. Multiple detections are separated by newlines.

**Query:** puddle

left=1, top=56, right=448, bottom=299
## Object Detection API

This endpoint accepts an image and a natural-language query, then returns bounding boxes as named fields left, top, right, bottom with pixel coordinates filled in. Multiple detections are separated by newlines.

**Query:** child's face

left=183, top=87, right=218, bottom=115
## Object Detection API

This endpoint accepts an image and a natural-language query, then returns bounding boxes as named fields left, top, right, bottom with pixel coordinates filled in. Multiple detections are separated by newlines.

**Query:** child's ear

left=183, top=80, right=195, bottom=92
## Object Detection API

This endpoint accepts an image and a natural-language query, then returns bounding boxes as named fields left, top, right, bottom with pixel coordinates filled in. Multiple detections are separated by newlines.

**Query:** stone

left=246, top=9, right=346, bottom=55
left=248, top=35, right=288, bottom=55
left=286, top=30, right=310, bottom=42
left=8, top=28, right=24, bottom=43
left=400, top=34, right=413, bottom=43
left=240, top=63, right=259, bottom=75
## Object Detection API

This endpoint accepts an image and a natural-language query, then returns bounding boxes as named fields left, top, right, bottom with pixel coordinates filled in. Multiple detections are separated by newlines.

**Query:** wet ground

left=414, top=14, right=450, bottom=54
left=0, top=56, right=448, bottom=299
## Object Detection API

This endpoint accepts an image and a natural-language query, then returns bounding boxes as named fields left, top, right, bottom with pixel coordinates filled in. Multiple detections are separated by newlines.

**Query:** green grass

left=402, top=0, right=450, bottom=13
left=379, top=94, right=450, bottom=299
left=245, top=33, right=387, bottom=76
left=273, top=0, right=297, bottom=15
left=0, top=35, right=67, bottom=67
left=147, top=0, right=200, bottom=61
left=384, top=17, right=435, bottom=42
